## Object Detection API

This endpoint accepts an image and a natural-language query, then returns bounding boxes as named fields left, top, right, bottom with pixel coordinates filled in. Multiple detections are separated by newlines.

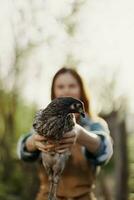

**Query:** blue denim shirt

left=79, top=115, right=113, bottom=165
left=17, top=115, right=113, bottom=166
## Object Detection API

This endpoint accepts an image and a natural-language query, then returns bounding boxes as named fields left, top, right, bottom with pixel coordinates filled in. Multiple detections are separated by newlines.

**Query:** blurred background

left=0, top=0, right=134, bottom=199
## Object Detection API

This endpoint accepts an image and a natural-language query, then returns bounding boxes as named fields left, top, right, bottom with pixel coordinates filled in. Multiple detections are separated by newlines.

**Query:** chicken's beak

left=80, top=112, right=85, bottom=118
left=79, top=107, right=85, bottom=118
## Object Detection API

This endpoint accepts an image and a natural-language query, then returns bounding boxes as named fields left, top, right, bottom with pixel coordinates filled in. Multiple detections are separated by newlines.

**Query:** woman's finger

left=35, top=141, right=55, bottom=151
left=38, top=147, right=48, bottom=153
left=35, top=141, right=46, bottom=150
left=59, top=138, right=75, bottom=144
left=44, top=144, right=56, bottom=149
left=55, top=144, right=72, bottom=150
left=56, top=149, right=69, bottom=153
left=34, top=134, right=47, bottom=141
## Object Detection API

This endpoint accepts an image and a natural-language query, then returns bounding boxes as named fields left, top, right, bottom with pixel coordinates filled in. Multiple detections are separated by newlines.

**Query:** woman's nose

left=62, top=87, right=71, bottom=96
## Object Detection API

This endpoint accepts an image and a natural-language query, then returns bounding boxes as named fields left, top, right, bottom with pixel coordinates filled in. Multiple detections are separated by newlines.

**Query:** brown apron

left=36, top=144, right=97, bottom=200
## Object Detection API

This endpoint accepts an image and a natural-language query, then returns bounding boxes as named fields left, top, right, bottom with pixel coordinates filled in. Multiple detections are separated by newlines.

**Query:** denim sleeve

left=83, top=119, right=113, bottom=166
left=17, top=133, right=40, bottom=162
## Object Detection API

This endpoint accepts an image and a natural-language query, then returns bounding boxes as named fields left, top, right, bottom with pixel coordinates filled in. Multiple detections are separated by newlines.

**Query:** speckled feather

left=32, top=97, right=82, bottom=140
left=33, top=111, right=75, bottom=140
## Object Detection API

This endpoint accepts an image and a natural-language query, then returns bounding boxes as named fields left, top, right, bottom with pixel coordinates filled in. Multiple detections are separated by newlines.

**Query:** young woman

left=17, top=67, right=113, bottom=200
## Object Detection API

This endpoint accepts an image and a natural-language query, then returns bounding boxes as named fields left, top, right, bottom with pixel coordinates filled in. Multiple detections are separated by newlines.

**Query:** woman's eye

left=69, top=84, right=76, bottom=88
left=57, top=85, right=64, bottom=89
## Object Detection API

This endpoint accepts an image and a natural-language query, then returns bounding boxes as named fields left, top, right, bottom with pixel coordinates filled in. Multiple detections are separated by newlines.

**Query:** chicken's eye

left=76, top=103, right=81, bottom=108
left=70, top=104, right=75, bottom=110
left=70, top=103, right=80, bottom=110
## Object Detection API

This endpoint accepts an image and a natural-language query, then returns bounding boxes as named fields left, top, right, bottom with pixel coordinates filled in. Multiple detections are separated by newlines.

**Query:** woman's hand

left=55, top=123, right=81, bottom=153
left=26, top=124, right=82, bottom=153
left=26, top=134, right=56, bottom=153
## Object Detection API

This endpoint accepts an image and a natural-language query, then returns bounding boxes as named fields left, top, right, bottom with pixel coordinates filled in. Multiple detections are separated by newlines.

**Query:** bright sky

left=0, top=0, right=134, bottom=113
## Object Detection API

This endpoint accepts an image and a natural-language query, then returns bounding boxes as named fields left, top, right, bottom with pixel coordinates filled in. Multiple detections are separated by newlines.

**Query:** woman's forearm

left=76, top=124, right=101, bottom=154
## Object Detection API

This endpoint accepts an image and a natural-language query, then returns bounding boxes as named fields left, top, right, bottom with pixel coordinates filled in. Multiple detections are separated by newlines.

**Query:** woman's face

left=54, top=73, right=81, bottom=99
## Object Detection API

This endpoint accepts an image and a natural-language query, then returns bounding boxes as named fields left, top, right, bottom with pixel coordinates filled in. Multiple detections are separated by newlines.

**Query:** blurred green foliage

left=0, top=88, right=39, bottom=200
left=128, top=134, right=134, bottom=199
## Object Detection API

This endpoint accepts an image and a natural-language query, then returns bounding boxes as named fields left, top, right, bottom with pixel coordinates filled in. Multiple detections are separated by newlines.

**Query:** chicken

left=33, top=97, right=85, bottom=200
